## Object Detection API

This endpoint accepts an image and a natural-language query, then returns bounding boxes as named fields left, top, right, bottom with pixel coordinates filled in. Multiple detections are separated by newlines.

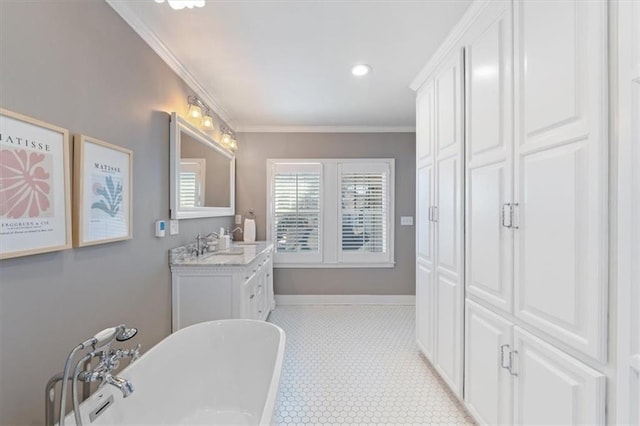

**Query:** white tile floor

left=268, top=305, right=475, bottom=426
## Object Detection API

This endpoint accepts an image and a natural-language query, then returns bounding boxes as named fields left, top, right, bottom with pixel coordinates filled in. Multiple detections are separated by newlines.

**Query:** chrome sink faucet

left=195, top=232, right=219, bottom=256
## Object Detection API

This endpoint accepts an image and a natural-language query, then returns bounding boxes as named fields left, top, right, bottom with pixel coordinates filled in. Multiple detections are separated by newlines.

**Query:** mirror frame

left=170, top=112, right=235, bottom=219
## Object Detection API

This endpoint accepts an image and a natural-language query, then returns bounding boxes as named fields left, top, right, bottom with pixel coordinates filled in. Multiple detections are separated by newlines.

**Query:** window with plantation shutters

left=269, top=162, right=323, bottom=263
left=267, top=159, right=394, bottom=267
left=339, top=163, right=390, bottom=262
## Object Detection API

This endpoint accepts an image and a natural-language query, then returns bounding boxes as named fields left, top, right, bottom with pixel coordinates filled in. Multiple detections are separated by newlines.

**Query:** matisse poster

left=74, top=135, right=132, bottom=246
left=0, top=109, right=72, bottom=259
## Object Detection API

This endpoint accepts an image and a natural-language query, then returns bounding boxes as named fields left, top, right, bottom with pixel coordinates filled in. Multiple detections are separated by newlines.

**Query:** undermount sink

left=203, top=247, right=245, bottom=257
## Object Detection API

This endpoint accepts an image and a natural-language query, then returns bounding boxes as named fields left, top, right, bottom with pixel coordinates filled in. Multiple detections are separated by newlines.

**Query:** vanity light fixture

left=187, top=96, right=204, bottom=122
left=229, top=136, right=238, bottom=152
left=220, top=131, right=232, bottom=148
left=351, top=64, right=372, bottom=77
left=202, top=109, right=215, bottom=131
left=154, top=0, right=206, bottom=10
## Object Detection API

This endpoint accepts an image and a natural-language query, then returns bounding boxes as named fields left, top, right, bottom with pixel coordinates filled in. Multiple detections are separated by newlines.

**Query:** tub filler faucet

left=46, top=324, right=140, bottom=426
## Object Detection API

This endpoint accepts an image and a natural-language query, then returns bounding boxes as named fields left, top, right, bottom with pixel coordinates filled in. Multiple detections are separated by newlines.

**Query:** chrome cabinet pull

left=511, top=203, right=519, bottom=229
left=432, top=206, right=438, bottom=222
left=508, top=350, right=518, bottom=376
left=502, top=204, right=512, bottom=228
left=500, top=344, right=511, bottom=369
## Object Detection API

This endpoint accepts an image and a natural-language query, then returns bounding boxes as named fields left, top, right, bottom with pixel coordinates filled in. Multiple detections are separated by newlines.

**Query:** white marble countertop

left=170, top=241, right=273, bottom=268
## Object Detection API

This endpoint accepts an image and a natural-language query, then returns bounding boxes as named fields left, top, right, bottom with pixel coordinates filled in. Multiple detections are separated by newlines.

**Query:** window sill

left=274, top=262, right=396, bottom=269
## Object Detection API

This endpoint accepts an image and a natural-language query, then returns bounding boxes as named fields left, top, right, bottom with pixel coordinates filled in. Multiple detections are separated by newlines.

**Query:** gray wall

left=235, top=132, right=416, bottom=296
left=0, top=3, right=233, bottom=425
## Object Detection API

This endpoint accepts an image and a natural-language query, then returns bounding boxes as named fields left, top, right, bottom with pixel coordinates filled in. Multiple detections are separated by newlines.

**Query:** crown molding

left=409, top=0, right=490, bottom=91
left=236, top=125, right=416, bottom=133
left=106, top=0, right=235, bottom=129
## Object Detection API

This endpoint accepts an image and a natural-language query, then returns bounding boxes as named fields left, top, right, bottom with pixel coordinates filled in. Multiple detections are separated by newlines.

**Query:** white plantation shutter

left=179, top=172, right=198, bottom=207
left=267, top=159, right=394, bottom=266
left=270, top=162, right=322, bottom=263
left=339, top=162, right=391, bottom=263
left=179, top=159, right=206, bottom=208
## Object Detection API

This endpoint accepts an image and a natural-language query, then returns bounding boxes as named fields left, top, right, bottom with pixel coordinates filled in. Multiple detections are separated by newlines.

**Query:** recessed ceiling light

left=351, top=64, right=372, bottom=77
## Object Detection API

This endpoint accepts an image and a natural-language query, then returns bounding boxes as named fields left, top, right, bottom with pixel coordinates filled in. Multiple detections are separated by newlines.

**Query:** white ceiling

left=109, top=0, right=471, bottom=131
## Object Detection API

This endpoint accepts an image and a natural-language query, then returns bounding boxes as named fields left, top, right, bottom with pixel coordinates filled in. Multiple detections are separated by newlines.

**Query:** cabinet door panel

left=416, top=262, right=434, bottom=361
left=513, top=327, right=606, bottom=425
left=434, top=273, right=462, bottom=395
left=436, top=155, right=459, bottom=274
left=467, top=164, right=511, bottom=311
left=514, top=0, right=608, bottom=361
left=417, top=164, right=433, bottom=263
left=417, top=82, right=434, bottom=163
left=465, top=300, right=513, bottom=426
left=465, top=1, right=513, bottom=312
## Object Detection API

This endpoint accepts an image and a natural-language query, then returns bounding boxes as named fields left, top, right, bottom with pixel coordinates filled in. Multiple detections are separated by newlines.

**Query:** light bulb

left=202, top=114, right=214, bottom=130
left=188, top=103, right=202, bottom=120
left=351, top=64, right=372, bottom=77
left=221, top=133, right=231, bottom=148
left=229, top=138, right=238, bottom=152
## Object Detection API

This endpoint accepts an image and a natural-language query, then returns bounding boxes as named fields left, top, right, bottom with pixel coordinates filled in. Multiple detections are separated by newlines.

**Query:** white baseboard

left=275, top=294, right=415, bottom=306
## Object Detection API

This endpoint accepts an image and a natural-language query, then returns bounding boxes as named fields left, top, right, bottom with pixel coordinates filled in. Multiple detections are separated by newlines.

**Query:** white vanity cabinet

left=170, top=243, right=275, bottom=332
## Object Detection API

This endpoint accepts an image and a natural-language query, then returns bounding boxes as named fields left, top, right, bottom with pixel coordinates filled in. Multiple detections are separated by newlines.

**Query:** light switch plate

left=235, top=214, right=242, bottom=225
left=400, top=216, right=414, bottom=226
left=170, top=220, right=179, bottom=235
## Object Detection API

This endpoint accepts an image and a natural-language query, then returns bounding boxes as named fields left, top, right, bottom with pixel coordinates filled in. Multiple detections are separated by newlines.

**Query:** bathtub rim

left=64, top=319, right=286, bottom=426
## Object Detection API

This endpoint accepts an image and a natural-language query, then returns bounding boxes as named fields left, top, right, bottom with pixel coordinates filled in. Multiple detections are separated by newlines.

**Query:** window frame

left=267, top=158, right=395, bottom=268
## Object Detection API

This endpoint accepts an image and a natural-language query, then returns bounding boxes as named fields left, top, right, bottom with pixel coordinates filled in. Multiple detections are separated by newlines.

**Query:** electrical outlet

left=400, top=216, right=414, bottom=226
left=170, top=220, right=179, bottom=235
left=235, top=214, right=242, bottom=225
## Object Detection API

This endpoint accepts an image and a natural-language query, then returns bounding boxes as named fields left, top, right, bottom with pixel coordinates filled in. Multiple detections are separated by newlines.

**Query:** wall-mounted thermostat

left=155, top=220, right=166, bottom=237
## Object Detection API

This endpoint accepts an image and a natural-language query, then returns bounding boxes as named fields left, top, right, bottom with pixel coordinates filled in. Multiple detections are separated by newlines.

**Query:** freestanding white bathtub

left=65, top=320, right=286, bottom=425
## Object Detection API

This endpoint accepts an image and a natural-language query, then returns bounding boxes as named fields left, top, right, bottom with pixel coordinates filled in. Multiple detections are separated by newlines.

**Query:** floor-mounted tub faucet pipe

left=58, top=325, right=137, bottom=426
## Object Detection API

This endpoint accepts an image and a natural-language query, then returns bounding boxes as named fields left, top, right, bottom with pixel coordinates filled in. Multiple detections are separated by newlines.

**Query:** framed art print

left=0, top=108, right=72, bottom=259
left=74, top=134, right=132, bottom=247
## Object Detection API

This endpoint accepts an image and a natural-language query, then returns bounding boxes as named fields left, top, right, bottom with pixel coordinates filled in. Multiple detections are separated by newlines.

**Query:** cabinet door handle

left=508, top=350, right=518, bottom=376
left=511, top=203, right=519, bottom=229
left=501, top=204, right=512, bottom=228
left=500, top=344, right=510, bottom=369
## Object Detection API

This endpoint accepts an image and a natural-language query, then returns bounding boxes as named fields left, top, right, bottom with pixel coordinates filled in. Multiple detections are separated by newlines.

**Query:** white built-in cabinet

left=416, top=49, right=465, bottom=396
left=415, top=0, right=609, bottom=424
left=465, top=300, right=606, bottom=425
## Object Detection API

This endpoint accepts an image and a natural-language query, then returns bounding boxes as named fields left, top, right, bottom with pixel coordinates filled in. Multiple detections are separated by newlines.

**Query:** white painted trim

left=275, top=262, right=396, bottom=269
left=409, top=0, right=489, bottom=91
left=616, top=0, right=640, bottom=423
left=236, top=125, right=416, bottom=133
left=105, top=0, right=235, bottom=129
left=275, top=294, right=415, bottom=305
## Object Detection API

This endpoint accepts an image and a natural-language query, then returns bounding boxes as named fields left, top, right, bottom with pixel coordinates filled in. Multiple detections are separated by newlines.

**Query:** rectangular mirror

left=170, top=112, right=235, bottom=219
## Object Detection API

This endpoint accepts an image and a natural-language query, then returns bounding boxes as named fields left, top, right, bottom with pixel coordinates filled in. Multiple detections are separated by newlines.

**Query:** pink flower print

left=92, top=182, right=103, bottom=195
left=0, top=149, right=51, bottom=218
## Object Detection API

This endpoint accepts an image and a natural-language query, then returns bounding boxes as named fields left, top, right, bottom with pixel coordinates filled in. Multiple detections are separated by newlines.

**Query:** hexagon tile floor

left=267, top=305, right=475, bottom=426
